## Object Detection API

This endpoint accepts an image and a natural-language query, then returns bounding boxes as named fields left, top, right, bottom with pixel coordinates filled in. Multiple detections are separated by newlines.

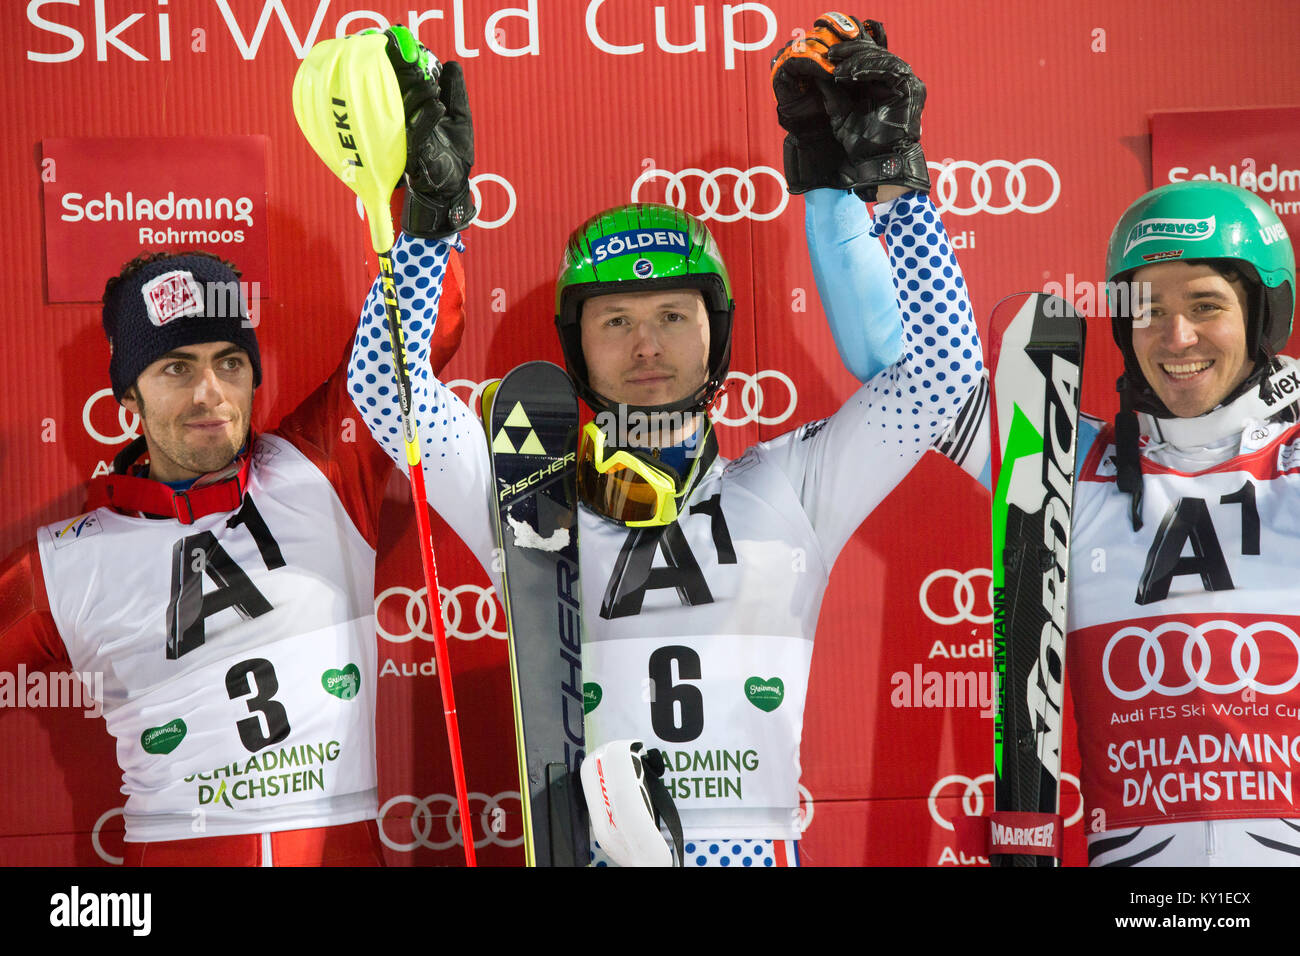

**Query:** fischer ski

left=988, top=292, right=1085, bottom=866
left=483, top=361, right=588, bottom=867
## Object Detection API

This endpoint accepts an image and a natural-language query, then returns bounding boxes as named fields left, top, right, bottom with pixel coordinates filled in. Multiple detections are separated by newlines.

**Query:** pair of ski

left=973, top=291, right=1087, bottom=867
left=481, top=363, right=589, bottom=867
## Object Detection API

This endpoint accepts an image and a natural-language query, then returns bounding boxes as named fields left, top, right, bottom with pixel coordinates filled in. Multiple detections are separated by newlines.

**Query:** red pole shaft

left=380, top=251, right=478, bottom=867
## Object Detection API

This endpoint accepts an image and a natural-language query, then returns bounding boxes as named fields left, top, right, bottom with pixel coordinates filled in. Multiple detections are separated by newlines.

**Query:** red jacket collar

left=87, top=436, right=253, bottom=524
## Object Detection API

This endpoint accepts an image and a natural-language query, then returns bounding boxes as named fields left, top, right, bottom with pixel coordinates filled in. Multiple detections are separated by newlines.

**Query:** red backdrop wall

left=2, top=0, right=1299, bottom=866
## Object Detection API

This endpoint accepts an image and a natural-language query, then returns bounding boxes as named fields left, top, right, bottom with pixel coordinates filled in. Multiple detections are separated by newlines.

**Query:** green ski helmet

left=555, top=203, right=735, bottom=414
left=1106, top=181, right=1296, bottom=414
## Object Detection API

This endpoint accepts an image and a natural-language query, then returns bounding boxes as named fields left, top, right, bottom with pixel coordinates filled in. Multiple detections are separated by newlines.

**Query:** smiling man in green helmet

left=351, top=15, right=983, bottom=865
left=844, top=178, right=1299, bottom=865
left=1060, top=181, right=1300, bottom=866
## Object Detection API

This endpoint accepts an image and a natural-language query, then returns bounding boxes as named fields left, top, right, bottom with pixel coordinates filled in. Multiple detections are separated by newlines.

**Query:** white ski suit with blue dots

left=349, top=192, right=982, bottom=866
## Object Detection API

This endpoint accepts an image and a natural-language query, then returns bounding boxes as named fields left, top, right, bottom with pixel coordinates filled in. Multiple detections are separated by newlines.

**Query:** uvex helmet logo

left=1123, top=216, right=1216, bottom=256
left=1264, top=367, right=1300, bottom=407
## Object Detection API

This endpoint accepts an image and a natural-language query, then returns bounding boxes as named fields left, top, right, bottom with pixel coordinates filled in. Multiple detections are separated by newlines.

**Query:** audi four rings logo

left=83, top=388, right=140, bottom=445
left=631, top=165, right=789, bottom=222
left=710, top=370, right=798, bottom=427
left=91, top=805, right=126, bottom=865
left=356, top=173, right=515, bottom=230
left=446, top=378, right=491, bottom=419
left=375, top=584, right=506, bottom=643
left=379, top=791, right=523, bottom=851
left=467, top=173, right=516, bottom=229
left=797, top=783, right=815, bottom=834
left=928, top=159, right=1060, bottom=216
left=1102, top=621, right=1300, bottom=701
left=927, top=773, right=1084, bottom=831
left=452, top=373, right=796, bottom=429
left=919, top=568, right=993, bottom=626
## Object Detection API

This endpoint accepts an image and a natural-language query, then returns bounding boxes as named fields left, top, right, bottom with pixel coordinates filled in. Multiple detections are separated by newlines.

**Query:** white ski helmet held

left=580, top=739, right=682, bottom=867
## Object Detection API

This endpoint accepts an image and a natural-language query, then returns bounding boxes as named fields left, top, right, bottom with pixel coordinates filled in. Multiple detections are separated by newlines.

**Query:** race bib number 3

left=107, top=618, right=377, bottom=820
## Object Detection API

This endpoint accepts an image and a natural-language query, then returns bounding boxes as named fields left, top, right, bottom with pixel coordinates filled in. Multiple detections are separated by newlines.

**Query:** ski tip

left=479, top=378, right=502, bottom=429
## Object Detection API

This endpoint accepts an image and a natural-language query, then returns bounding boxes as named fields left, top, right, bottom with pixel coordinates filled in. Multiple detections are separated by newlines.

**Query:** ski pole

left=292, top=32, right=477, bottom=866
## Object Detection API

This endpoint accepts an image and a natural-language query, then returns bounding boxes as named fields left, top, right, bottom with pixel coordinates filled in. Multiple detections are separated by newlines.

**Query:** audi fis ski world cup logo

left=1102, top=620, right=1300, bottom=701
left=1123, top=216, right=1216, bottom=256
left=928, top=159, right=1060, bottom=216
left=631, top=165, right=788, bottom=222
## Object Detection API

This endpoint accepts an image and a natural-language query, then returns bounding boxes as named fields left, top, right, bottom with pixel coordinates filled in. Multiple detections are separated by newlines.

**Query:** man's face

left=1130, top=262, right=1254, bottom=418
left=579, top=289, right=711, bottom=408
left=120, top=341, right=254, bottom=482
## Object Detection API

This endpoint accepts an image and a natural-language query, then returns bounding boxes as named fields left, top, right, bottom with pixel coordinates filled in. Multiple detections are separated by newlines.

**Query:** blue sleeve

left=1076, top=414, right=1103, bottom=476
left=804, top=189, right=903, bottom=382
left=757, top=191, right=984, bottom=564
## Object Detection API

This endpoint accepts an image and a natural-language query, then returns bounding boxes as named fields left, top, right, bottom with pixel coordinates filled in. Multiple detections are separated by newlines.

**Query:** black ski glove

left=819, top=24, right=929, bottom=201
left=382, top=26, right=476, bottom=238
left=770, top=13, right=888, bottom=194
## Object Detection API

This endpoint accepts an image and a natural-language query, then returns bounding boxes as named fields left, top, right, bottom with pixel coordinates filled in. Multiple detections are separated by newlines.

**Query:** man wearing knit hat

left=102, top=252, right=264, bottom=488
left=0, top=36, right=477, bottom=865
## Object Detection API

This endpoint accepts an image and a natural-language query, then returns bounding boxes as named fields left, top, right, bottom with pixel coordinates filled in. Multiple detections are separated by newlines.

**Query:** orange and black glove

left=770, top=13, right=886, bottom=193
left=818, top=15, right=929, bottom=201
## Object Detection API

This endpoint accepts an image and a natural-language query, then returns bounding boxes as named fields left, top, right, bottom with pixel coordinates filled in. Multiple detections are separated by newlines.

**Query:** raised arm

left=341, top=28, right=498, bottom=579
left=804, top=188, right=902, bottom=380
left=762, top=14, right=983, bottom=560
left=348, top=234, right=497, bottom=579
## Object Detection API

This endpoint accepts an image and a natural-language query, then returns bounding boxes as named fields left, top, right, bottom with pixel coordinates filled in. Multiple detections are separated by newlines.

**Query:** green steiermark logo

left=583, top=682, right=601, bottom=714
left=321, top=664, right=361, bottom=700
left=745, top=677, right=784, bottom=712
left=141, top=718, right=187, bottom=755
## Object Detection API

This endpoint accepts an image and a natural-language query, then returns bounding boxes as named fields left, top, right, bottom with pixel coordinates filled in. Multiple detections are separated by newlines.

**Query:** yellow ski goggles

left=577, top=421, right=700, bottom=527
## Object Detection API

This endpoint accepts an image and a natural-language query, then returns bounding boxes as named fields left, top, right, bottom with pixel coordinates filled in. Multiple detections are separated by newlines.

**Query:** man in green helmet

left=351, top=16, right=981, bottom=865
left=820, top=178, right=1300, bottom=865
left=1065, top=181, right=1300, bottom=865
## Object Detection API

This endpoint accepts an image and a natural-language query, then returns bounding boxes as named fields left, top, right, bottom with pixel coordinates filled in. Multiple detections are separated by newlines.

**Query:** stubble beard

left=135, top=392, right=247, bottom=479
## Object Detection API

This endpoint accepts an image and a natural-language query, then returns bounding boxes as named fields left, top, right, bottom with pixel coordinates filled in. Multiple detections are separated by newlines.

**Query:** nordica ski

left=988, top=293, right=1085, bottom=866
left=482, top=361, right=588, bottom=867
